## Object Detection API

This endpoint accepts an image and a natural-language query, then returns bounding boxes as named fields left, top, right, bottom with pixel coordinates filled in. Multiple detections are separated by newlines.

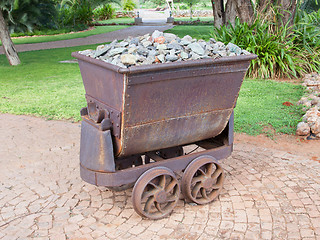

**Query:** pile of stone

left=78, top=30, right=251, bottom=68
left=296, top=73, right=320, bottom=138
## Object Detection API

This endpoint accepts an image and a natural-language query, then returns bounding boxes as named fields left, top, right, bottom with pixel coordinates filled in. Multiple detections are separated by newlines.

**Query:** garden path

left=0, top=25, right=173, bottom=54
left=0, top=114, right=319, bottom=239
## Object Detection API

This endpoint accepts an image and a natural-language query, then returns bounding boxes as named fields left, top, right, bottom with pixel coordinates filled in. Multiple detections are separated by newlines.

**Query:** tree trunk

left=212, top=0, right=225, bottom=28
left=258, top=0, right=297, bottom=26
left=277, top=0, right=297, bottom=25
left=225, top=0, right=254, bottom=26
left=0, top=9, right=21, bottom=66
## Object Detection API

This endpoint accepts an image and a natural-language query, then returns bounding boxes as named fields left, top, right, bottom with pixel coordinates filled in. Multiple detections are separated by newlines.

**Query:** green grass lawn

left=0, top=45, right=304, bottom=135
left=0, top=25, right=304, bottom=135
left=234, top=80, right=304, bottom=135
left=0, top=25, right=129, bottom=46
left=174, top=17, right=214, bottom=21
left=98, top=18, right=134, bottom=24
left=0, top=45, right=96, bottom=121
left=165, top=25, right=213, bottom=41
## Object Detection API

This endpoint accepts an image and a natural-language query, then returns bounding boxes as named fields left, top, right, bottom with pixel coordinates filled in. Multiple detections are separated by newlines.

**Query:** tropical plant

left=58, top=0, right=93, bottom=27
left=3, top=0, right=57, bottom=33
left=122, top=0, right=136, bottom=11
left=93, top=4, right=115, bottom=20
left=211, top=12, right=320, bottom=79
left=300, top=0, right=320, bottom=13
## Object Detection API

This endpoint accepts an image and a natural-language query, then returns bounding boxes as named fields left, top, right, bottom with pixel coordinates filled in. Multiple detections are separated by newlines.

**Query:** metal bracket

left=85, top=95, right=122, bottom=138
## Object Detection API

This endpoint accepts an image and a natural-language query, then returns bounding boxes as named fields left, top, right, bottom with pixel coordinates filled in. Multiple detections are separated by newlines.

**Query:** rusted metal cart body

left=72, top=52, right=256, bottom=219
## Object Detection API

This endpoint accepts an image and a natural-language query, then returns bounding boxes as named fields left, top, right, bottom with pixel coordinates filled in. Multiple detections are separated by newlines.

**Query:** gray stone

left=121, top=54, right=137, bottom=65
left=166, top=54, right=178, bottom=62
left=119, top=41, right=129, bottom=47
left=216, top=41, right=225, bottom=49
left=152, top=30, right=163, bottom=40
left=111, top=55, right=120, bottom=65
left=157, top=44, right=167, bottom=51
left=190, top=52, right=200, bottom=60
left=181, top=35, right=193, bottom=42
left=157, top=54, right=165, bottom=63
left=311, top=118, right=320, bottom=134
left=180, top=40, right=191, bottom=46
left=148, top=50, right=158, bottom=58
left=242, top=50, right=251, bottom=55
left=311, top=97, right=320, bottom=106
left=142, top=56, right=155, bottom=65
left=59, top=59, right=78, bottom=64
left=211, top=43, right=220, bottom=52
left=180, top=51, right=189, bottom=59
left=79, top=49, right=94, bottom=56
left=188, top=42, right=205, bottom=56
left=296, top=122, right=310, bottom=136
left=110, top=39, right=118, bottom=47
left=108, top=48, right=127, bottom=57
left=227, top=42, right=242, bottom=55
left=198, top=41, right=206, bottom=48
left=167, top=43, right=183, bottom=50
left=142, top=41, right=152, bottom=48
left=128, top=46, right=138, bottom=54
left=79, top=31, right=250, bottom=68
left=136, top=55, right=146, bottom=63
left=164, top=33, right=177, bottom=42
left=218, top=51, right=227, bottom=57
left=210, top=38, right=216, bottom=43
left=137, top=47, right=149, bottom=56
left=130, top=37, right=139, bottom=45
left=94, top=45, right=111, bottom=58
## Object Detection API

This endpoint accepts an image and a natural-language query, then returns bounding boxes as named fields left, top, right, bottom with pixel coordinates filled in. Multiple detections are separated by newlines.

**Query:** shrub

left=58, top=0, right=93, bottom=27
left=4, top=0, right=57, bottom=33
left=123, top=0, right=136, bottom=11
left=300, top=0, right=320, bottom=13
left=211, top=10, right=320, bottom=79
left=93, top=4, right=115, bottom=20
left=179, top=4, right=189, bottom=10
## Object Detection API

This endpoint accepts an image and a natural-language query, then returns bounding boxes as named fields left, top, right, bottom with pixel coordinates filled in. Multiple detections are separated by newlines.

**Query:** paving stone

left=1, top=114, right=320, bottom=240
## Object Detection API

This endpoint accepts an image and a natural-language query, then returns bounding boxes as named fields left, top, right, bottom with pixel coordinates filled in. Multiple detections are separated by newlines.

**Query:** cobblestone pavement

left=0, top=25, right=173, bottom=55
left=1, top=114, right=320, bottom=240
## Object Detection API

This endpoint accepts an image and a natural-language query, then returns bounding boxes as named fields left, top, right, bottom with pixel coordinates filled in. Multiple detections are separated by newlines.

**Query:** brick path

left=1, top=114, right=320, bottom=240
left=0, top=25, right=173, bottom=55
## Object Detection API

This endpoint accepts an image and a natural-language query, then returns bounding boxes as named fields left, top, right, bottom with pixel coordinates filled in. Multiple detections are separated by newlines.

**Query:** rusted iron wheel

left=182, top=155, right=225, bottom=205
left=132, top=167, right=180, bottom=219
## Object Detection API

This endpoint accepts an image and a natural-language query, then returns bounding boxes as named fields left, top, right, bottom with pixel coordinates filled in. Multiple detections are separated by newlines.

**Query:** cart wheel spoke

left=210, top=166, right=223, bottom=180
left=155, top=202, right=164, bottom=213
left=165, top=178, right=178, bottom=193
left=206, top=163, right=214, bottom=176
left=198, top=168, right=206, bottom=176
left=201, top=188, right=209, bottom=200
left=191, top=182, right=202, bottom=199
left=166, top=195, right=177, bottom=202
left=132, top=167, right=180, bottom=220
left=211, top=183, right=221, bottom=190
left=144, top=196, right=155, bottom=213
left=182, top=156, right=225, bottom=205
left=191, top=175, right=204, bottom=185
left=159, top=175, right=166, bottom=189
left=149, top=181, right=161, bottom=190
left=142, top=189, right=158, bottom=202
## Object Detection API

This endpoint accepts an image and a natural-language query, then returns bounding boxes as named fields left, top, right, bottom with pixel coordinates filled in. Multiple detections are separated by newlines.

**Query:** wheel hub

left=155, top=190, right=167, bottom=203
left=202, top=178, right=214, bottom=189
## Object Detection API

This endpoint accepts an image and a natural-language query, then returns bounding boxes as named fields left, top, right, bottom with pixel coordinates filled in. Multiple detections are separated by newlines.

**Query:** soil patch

left=235, top=132, right=320, bottom=162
